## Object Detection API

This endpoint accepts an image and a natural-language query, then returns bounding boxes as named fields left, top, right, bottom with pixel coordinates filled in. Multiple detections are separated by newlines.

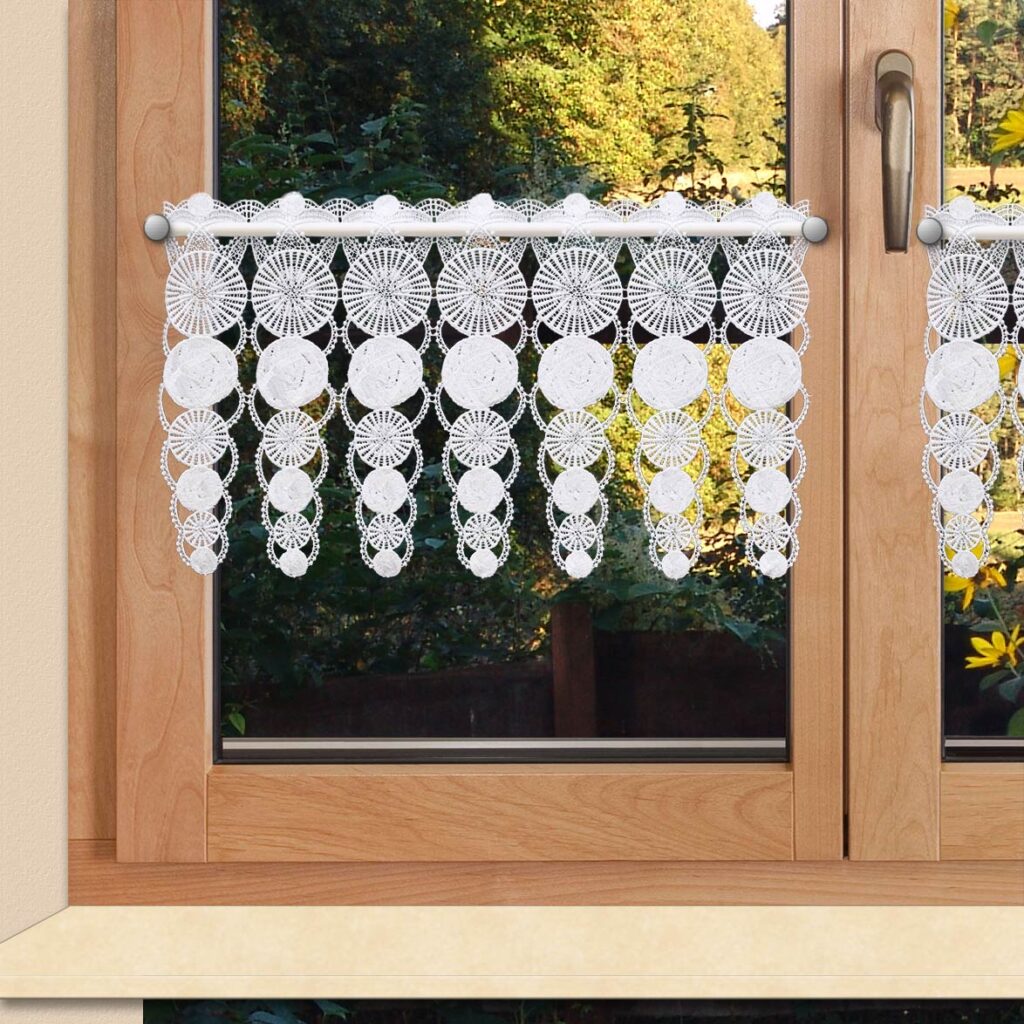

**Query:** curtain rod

left=916, top=216, right=1024, bottom=243
left=143, top=214, right=831, bottom=243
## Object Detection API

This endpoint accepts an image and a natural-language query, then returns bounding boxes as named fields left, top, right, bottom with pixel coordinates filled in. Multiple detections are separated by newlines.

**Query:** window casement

left=66, top=0, right=1023, bottom=905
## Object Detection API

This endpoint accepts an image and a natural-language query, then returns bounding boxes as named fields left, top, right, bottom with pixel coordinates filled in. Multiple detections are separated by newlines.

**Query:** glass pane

left=942, top=0, right=1024, bottom=755
left=214, top=0, right=791, bottom=760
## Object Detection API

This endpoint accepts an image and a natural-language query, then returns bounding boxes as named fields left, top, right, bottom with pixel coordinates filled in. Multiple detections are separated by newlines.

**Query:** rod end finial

left=801, top=216, right=828, bottom=244
left=143, top=214, right=172, bottom=242
left=916, top=217, right=944, bottom=245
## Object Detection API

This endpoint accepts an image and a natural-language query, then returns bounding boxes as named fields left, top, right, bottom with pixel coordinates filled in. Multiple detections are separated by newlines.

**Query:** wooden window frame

left=67, top=0, right=1023, bottom=903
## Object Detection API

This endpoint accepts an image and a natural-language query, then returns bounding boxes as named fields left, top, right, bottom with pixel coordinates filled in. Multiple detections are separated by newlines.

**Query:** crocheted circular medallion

left=924, top=339, right=999, bottom=412
left=165, top=250, right=247, bottom=336
left=442, top=335, right=518, bottom=409
left=632, top=335, right=708, bottom=410
left=348, top=335, right=423, bottom=409
left=251, top=248, right=338, bottom=336
left=538, top=335, right=614, bottom=410
left=627, top=248, right=716, bottom=336
left=256, top=336, right=329, bottom=410
left=927, top=250, right=1009, bottom=341
left=436, top=248, right=527, bottom=335
left=164, top=336, right=238, bottom=408
left=342, top=247, right=431, bottom=335
left=727, top=336, right=802, bottom=410
left=721, top=248, right=809, bottom=337
left=532, top=247, right=621, bottom=335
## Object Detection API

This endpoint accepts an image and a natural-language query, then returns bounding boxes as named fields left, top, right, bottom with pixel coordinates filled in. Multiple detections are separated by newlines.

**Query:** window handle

left=875, top=50, right=915, bottom=252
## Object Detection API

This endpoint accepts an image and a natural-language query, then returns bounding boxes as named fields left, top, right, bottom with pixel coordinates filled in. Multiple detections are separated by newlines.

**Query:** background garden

left=214, top=0, right=1024, bottom=742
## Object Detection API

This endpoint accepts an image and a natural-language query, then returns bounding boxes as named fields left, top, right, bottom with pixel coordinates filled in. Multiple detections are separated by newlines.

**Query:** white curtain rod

left=145, top=214, right=830, bottom=242
left=916, top=216, right=1024, bottom=243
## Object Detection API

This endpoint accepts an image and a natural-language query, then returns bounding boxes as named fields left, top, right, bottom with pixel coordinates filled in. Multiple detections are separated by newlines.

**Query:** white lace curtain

left=921, top=197, right=1024, bottom=580
left=157, top=190, right=815, bottom=582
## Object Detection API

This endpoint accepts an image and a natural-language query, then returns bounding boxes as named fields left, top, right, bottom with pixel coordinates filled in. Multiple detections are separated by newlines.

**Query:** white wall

left=0, top=0, right=141, bottom=1019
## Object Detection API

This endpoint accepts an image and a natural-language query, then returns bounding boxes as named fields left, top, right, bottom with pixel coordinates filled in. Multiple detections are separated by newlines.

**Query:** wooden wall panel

left=207, top=765, right=795, bottom=862
left=940, top=765, right=1024, bottom=860
left=69, top=0, right=117, bottom=840
left=115, top=0, right=212, bottom=862
left=789, top=0, right=845, bottom=860
left=846, top=0, right=943, bottom=860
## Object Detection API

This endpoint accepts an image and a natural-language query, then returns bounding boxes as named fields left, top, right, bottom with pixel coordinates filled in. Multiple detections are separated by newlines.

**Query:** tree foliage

left=219, top=0, right=785, bottom=200
left=945, top=0, right=1024, bottom=168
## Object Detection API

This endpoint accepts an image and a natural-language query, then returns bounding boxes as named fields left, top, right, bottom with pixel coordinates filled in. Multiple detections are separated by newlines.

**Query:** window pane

left=942, top=0, right=1024, bottom=753
left=215, top=0, right=791, bottom=758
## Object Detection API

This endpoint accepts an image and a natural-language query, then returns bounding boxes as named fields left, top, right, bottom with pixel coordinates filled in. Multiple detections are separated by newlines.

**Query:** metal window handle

left=875, top=50, right=915, bottom=252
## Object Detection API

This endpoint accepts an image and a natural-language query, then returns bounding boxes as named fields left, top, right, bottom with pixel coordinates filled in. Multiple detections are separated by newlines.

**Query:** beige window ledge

left=1, top=906, right=1023, bottom=999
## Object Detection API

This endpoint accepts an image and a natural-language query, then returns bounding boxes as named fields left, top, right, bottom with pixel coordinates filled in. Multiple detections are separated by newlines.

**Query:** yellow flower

left=966, top=625, right=1023, bottom=670
left=944, top=0, right=962, bottom=31
left=945, top=562, right=1007, bottom=610
left=992, top=108, right=1024, bottom=155
left=999, top=350, right=1020, bottom=379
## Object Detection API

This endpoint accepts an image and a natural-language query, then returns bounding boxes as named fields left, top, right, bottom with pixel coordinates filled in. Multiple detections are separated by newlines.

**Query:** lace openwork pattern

left=158, top=190, right=817, bottom=580
left=920, top=196, right=1023, bottom=580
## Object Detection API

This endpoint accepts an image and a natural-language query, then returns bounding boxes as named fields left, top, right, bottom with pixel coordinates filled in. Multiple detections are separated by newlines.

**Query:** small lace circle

left=552, top=467, right=600, bottom=514
left=279, top=548, right=310, bottom=578
left=639, top=410, right=700, bottom=468
left=436, top=248, right=527, bottom=334
left=457, top=467, right=505, bottom=513
left=564, top=549, right=595, bottom=579
left=750, top=513, right=791, bottom=551
left=463, top=512, right=503, bottom=551
left=176, top=466, right=223, bottom=512
left=936, top=468, right=985, bottom=514
left=272, top=511, right=313, bottom=550
left=661, top=550, right=692, bottom=580
left=649, top=467, right=695, bottom=514
left=188, top=547, right=220, bottom=576
left=449, top=409, right=511, bottom=467
left=632, top=335, right=708, bottom=410
left=164, top=336, right=239, bottom=408
left=267, top=467, right=314, bottom=513
left=361, top=467, right=408, bottom=514
left=182, top=510, right=222, bottom=549
left=263, top=409, right=319, bottom=467
left=165, top=250, right=247, bottom=336
left=353, top=408, right=415, bottom=468
left=628, top=248, right=716, bottom=336
left=532, top=247, right=621, bottom=335
left=928, top=412, right=990, bottom=470
left=950, top=550, right=980, bottom=579
left=348, top=335, right=423, bottom=409
left=924, top=340, right=999, bottom=412
left=736, top=410, right=797, bottom=469
left=469, top=549, right=500, bottom=578
left=721, top=248, right=809, bottom=337
left=366, top=512, right=407, bottom=550
left=745, top=468, right=792, bottom=514
left=727, top=336, right=802, bottom=410
left=943, top=513, right=984, bottom=552
left=342, top=247, right=431, bottom=335
left=372, top=550, right=403, bottom=578
left=544, top=410, right=605, bottom=468
left=556, top=513, right=599, bottom=552
left=251, top=248, right=338, bottom=336
left=927, top=250, right=1008, bottom=340
left=758, top=549, right=789, bottom=578
left=442, top=336, right=518, bottom=409
left=654, top=514, right=696, bottom=552
left=256, top=336, right=329, bottom=410
left=538, top=335, right=614, bottom=410
left=167, top=409, right=230, bottom=466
